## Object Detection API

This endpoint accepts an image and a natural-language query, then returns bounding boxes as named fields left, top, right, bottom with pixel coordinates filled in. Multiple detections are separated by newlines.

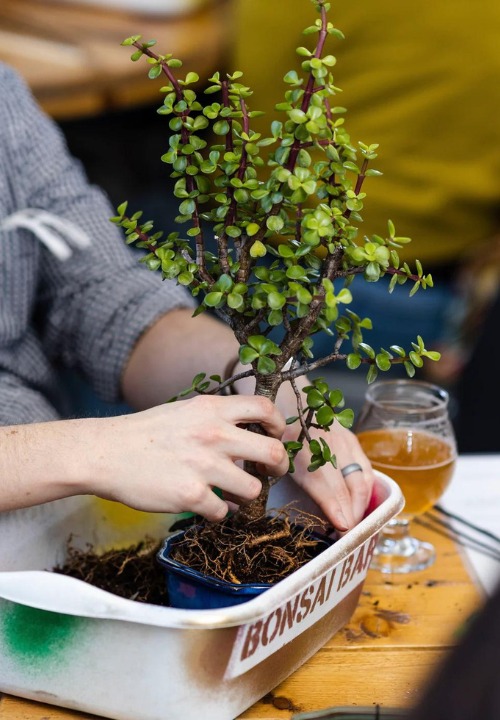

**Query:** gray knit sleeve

left=0, top=375, right=60, bottom=425
left=2, top=65, right=196, bottom=403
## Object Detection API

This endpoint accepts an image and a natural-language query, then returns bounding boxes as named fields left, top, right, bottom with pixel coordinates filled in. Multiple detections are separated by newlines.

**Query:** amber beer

left=357, top=427, right=456, bottom=517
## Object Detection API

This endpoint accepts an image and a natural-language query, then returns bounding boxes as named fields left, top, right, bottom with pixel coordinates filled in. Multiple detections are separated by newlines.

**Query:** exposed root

left=170, top=507, right=331, bottom=585
left=246, top=529, right=290, bottom=548
left=53, top=508, right=334, bottom=604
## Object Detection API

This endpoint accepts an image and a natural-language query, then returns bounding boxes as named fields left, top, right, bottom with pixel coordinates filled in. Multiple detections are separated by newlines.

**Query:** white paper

left=440, top=454, right=500, bottom=596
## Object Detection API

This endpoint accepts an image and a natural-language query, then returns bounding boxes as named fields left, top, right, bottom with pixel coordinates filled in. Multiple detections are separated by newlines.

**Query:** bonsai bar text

left=225, top=534, right=378, bottom=678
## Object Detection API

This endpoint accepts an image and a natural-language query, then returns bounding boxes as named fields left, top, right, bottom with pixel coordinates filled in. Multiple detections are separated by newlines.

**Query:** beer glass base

left=370, top=518, right=436, bottom=574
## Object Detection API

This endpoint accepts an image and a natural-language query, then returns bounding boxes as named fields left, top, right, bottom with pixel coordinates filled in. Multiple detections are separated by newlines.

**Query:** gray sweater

left=0, top=63, right=194, bottom=424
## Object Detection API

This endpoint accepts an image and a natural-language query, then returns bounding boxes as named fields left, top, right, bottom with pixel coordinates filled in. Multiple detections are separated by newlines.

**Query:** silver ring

left=340, top=463, right=363, bottom=478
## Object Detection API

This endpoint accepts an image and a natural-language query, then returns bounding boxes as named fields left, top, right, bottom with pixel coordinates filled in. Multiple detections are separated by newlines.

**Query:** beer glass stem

left=370, top=516, right=435, bottom=573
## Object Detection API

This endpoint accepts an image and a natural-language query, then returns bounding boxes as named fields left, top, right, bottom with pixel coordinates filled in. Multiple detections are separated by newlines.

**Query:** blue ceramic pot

left=157, top=527, right=333, bottom=610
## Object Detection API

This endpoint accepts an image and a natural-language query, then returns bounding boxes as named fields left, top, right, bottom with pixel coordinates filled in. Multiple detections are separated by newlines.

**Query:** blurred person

left=453, top=285, right=500, bottom=453
left=408, top=579, right=500, bottom=720
left=0, top=62, right=375, bottom=529
left=234, top=0, right=500, bottom=362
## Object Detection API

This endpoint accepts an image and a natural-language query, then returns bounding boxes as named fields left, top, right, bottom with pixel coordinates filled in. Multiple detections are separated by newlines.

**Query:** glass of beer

left=356, top=379, right=457, bottom=573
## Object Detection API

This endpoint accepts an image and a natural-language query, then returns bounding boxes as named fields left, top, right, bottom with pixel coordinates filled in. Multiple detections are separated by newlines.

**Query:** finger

left=210, top=464, right=263, bottom=503
left=294, top=464, right=355, bottom=532
left=342, top=464, right=375, bottom=523
left=217, top=395, right=287, bottom=440
left=328, top=428, right=376, bottom=523
left=217, top=423, right=289, bottom=478
left=316, top=471, right=356, bottom=531
left=181, top=484, right=230, bottom=523
left=224, top=499, right=240, bottom=515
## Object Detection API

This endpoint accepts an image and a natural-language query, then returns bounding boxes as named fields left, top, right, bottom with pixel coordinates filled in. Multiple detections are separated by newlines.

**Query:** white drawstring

left=1, top=209, right=91, bottom=261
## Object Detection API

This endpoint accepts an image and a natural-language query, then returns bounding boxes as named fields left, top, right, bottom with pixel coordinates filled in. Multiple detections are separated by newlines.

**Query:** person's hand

left=285, top=420, right=376, bottom=532
left=235, top=366, right=376, bottom=531
left=286, top=421, right=375, bottom=532
left=86, top=395, right=288, bottom=521
left=269, top=371, right=376, bottom=532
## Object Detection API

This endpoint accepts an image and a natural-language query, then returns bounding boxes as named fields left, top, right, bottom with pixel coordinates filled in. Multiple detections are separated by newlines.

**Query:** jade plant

left=113, top=0, right=439, bottom=579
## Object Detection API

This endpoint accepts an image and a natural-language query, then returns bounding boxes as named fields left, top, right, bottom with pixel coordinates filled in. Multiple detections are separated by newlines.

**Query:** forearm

left=0, top=420, right=96, bottom=511
left=0, top=399, right=288, bottom=519
left=122, top=309, right=240, bottom=410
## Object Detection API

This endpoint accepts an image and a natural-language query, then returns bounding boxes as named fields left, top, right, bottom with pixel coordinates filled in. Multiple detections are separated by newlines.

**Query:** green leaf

left=278, top=243, right=295, bottom=258
left=307, top=389, right=325, bottom=409
left=226, top=225, right=242, bottom=238
left=335, top=409, right=354, bottom=429
left=204, top=291, right=223, bottom=307
left=375, top=353, right=392, bottom=371
left=346, top=353, right=361, bottom=370
left=366, top=364, right=379, bottom=384
left=309, top=439, right=321, bottom=455
left=148, top=65, right=162, bottom=80
left=404, top=360, right=416, bottom=378
left=257, top=356, right=277, bottom=374
left=284, top=70, right=301, bottom=84
left=358, top=343, right=375, bottom=359
left=213, top=120, right=230, bottom=135
left=191, top=372, right=206, bottom=387
left=239, top=346, right=259, bottom=364
left=260, top=339, right=282, bottom=356
left=343, top=161, right=359, bottom=173
left=389, top=345, right=406, bottom=357
left=422, top=350, right=441, bottom=362
left=227, top=292, right=244, bottom=309
left=179, top=199, right=195, bottom=215
left=250, top=240, right=267, bottom=258
left=312, top=378, right=329, bottom=394
left=308, top=458, right=325, bottom=473
left=328, top=389, right=343, bottom=407
left=319, top=439, right=332, bottom=461
left=286, top=266, right=308, bottom=280
left=216, top=273, right=233, bottom=292
left=289, top=108, right=308, bottom=124
left=316, top=405, right=334, bottom=427
left=266, top=215, right=285, bottom=232
left=268, top=308, right=283, bottom=326
left=246, top=222, right=260, bottom=237
left=248, top=335, right=267, bottom=351
left=267, top=292, right=286, bottom=310
left=121, top=35, right=142, bottom=46
left=178, top=271, right=194, bottom=286
left=409, top=351, right=424, bottom=368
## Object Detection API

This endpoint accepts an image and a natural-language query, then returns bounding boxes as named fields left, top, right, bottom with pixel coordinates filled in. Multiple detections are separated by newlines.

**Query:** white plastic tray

left=0, top=472, right=403, bottom=720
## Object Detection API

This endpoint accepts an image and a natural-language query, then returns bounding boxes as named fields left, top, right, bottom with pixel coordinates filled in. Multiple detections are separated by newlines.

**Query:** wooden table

left=0, top=523, right=482, bottom=720
left=0, top=0, right=233, bottom=119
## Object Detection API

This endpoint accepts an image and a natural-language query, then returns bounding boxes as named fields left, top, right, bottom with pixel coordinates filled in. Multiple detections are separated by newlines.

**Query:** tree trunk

left=233, top=373, right=282, bottom=524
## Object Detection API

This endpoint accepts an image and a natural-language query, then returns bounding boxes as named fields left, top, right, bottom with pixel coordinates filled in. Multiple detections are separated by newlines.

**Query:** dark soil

left=54, top=537, right=169, bottom=606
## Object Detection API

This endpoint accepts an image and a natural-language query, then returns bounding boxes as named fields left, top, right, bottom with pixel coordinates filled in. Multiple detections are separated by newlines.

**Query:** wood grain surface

left=0, top=0, right=233, bottom=119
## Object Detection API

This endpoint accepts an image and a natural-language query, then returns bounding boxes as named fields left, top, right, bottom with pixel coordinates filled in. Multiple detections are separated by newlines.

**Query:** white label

left=224, top=533, right=378, bottom=679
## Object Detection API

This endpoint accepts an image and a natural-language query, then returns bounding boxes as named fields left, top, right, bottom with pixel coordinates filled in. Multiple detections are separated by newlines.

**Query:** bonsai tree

left=113, top=0, right=439, bottom=583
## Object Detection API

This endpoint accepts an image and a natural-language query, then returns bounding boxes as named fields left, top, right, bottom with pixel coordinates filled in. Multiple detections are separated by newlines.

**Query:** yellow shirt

left=234, top=0, right=500, bottom=266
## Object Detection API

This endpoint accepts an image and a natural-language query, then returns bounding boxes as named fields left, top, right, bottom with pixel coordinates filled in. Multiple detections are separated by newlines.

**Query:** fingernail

left=335, top=511, right=350, bottom=532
